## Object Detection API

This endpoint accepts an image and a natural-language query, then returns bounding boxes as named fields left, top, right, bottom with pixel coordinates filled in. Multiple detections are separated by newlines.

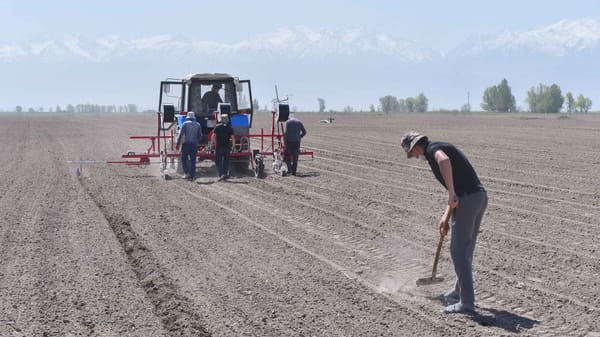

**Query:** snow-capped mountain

left=0, top=27, right=439, bottom=63
left=451, top=18, right=600, bottom=57
left=1, top=19, right=599, bottom=111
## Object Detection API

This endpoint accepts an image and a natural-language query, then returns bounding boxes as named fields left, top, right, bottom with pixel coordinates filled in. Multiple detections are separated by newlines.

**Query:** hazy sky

left=1, top=0, right=599, bottom=111
left=2, top=0, right=598, bottom=53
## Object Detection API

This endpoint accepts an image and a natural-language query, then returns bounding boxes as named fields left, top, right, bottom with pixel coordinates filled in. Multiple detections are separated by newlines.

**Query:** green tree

left=526, top=83, right=564, bottom=113
left=369, top=104, right=376, bottom=113
left=481, top=79, right=515, bottom=112
left=546, top=84, right=564, bottom=113
left=575, top=94, right=592, bottom=113
left=481, top=86, right=498, bottom=112
left=379, top=95, right=399, bottom=113
left=15, top=105, right=22, bottom=113
left=317, top=98, right=326, bottom=113
left=405, top=97, right=415, bottom=112
left=584, top=97, right=592, bottom=112
left=565, top=92, right=575, bottom=113
left=496, top=79, right=516, bottom=112
left=252, top=98, right=259, bottom=111
left=414, top=93, right=428, bottom=112
left=397, top=98, right=406, bottom=112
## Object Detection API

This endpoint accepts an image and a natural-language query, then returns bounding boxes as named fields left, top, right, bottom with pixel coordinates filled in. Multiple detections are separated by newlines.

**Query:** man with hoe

left=401, top=131, right=488, bottom=314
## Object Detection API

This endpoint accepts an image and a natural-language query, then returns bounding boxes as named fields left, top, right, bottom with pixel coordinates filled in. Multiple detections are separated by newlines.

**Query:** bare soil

left=1, top=112, right=599, bottom=337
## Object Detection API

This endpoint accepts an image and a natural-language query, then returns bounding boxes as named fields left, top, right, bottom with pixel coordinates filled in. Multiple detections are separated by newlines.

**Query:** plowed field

left=1, top=112, right=599, bottom=337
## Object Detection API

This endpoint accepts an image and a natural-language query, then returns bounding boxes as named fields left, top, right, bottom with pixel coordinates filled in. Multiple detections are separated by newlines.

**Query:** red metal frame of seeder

left=107, top=111, right=313, bottom=171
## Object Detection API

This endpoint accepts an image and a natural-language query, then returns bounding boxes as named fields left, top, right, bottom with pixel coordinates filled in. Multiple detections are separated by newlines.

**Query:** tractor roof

left=185, top=73, right=235, bottom=82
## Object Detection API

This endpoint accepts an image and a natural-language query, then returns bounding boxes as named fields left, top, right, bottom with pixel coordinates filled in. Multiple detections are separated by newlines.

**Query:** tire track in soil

left=256, top=175, right=600, bottom=281
left=306, top=134, right=600, bottom=186
left=1, top=123, right=100, bottom=336
left=305, top=140, right=600, bottom=198
left=228, top=175, right=600, bottom=335
left=92, top=176, right=432, bottom=336
left=303, top=159, right=600, bottom=253
left=306, top=156, right=600, bottom=237
left=81, top=188, right=211, bottom=337
left=308, top=147, right=600, bottom=207
left=266, top=173, right=600, bottom=305
left=169, top=181, right=474, bottom=336
left=200, top=180, right=555, bottom=335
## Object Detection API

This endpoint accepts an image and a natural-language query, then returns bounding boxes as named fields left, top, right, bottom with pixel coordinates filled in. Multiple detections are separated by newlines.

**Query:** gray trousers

left=450, top=190, right=488, bottom=305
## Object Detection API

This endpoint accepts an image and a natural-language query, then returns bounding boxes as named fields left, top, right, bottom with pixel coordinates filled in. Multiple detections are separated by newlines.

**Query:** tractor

left=109, top=74, right=313, bottom=179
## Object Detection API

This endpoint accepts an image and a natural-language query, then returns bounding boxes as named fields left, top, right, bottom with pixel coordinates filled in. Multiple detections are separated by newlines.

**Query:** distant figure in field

left=211, top=114, right=234, bottom=181
left=175, top=111, right=203, bottom=181
left=284, top=113, right=307, bottom=176
left=202, top=84, right=223, bottom=113
left=401, top=131, right=487, bottom=314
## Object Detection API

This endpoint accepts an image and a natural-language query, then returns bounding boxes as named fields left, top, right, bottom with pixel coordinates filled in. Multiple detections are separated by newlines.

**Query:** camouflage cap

left=400, top=131, right=428, bottom=158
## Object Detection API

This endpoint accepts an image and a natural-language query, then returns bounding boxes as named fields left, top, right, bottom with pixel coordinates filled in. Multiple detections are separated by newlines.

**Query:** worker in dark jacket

left=284, top=114, right=307, bottom=176
left=202, top=84, right=223, bottom=113
left=175, top=112, right=203, bottom=181
left=211, top=114, right=234, bottom=181
left=401, top=131, right=488, bottom=314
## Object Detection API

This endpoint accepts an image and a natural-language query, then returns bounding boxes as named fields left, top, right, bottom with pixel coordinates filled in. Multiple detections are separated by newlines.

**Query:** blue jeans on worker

left=215, top=147, right=230, bottom=178
left=285, top=141, right=300, bottom=175
left=449, top=190, right=488, bottom=307
left=181, top=142, right=198, bottom=178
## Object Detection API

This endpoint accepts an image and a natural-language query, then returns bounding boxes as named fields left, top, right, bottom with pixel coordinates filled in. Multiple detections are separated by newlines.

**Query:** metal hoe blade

left=416, top=276, right=444, bottom=286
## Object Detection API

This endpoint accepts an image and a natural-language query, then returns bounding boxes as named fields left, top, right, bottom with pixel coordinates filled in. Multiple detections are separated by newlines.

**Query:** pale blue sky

left=1, top=0, right=599, bottom=111
left=2, top=0, right=598, bottom=53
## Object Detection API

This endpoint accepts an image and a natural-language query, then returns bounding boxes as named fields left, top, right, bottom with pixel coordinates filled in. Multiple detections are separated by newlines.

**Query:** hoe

left=416, top=208, right=454, bottom=286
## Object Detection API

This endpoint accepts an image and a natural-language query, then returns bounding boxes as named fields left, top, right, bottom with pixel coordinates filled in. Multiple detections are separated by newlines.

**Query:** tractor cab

left=159, top=73, right=254, bottom=141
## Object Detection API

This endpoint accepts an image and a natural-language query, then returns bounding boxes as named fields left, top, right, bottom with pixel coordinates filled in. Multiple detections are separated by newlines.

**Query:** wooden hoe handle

left=431, top=208, right=454, bottom=278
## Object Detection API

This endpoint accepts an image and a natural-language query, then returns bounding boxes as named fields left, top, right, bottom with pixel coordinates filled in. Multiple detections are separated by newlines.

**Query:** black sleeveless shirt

left=424, top=141, right=484, bottom=196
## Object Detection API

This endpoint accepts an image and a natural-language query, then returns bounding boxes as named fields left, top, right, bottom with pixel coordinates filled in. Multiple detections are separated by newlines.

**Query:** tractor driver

left=201, top=84, right=223, bottom=113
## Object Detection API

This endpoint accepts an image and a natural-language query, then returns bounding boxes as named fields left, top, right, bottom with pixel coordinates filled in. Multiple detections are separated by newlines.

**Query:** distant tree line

left=481, top=79, right=592, bottom=113
left=13, top=104, right=140, bottom=113
left=378, top=93, right=428, bottom=113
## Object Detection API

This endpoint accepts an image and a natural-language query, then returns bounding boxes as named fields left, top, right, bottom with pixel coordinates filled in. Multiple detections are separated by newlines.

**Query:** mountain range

left=1, top=18, right=599, bottom=112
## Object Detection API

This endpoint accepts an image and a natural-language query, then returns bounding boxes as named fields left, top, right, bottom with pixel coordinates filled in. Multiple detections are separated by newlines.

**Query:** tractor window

left=189, top=82, right=238, bottom=114
left=159, top=82, right=183, bottom=115
left=237, top=82, right=252, bottom=110
left=223, top=83, right=238, bottom=112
